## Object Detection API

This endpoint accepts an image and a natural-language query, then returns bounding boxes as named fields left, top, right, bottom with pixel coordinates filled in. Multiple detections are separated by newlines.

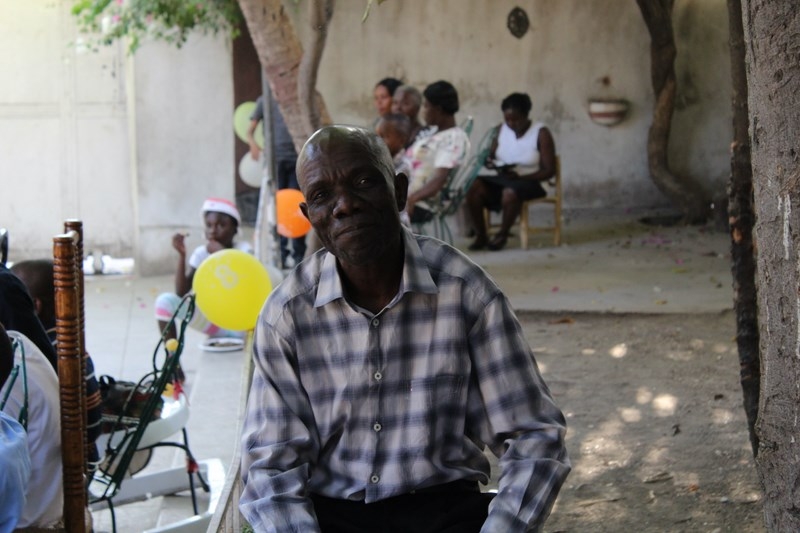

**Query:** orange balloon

left=276, top=189, right=311, bottom=238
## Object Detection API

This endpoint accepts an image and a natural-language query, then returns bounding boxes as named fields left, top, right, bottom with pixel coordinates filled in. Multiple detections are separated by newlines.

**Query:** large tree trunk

left=636, top=0, right=711, bottom=224
left=726, top=0, right=760, bottom=459
left=742, top=0, right=800, bottom=529
left=237, top=0, right=332, bottom=152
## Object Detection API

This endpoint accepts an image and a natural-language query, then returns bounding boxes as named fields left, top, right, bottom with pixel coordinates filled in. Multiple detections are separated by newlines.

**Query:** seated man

left=10, top=259, right=104, bottom=460
left=240, top=125, right=570, bottom=532
left=0, top=324, right=63, bottom=529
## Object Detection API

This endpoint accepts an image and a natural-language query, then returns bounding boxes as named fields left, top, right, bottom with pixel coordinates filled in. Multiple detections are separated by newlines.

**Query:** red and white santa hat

left=201, top=197, right=241, bottom=225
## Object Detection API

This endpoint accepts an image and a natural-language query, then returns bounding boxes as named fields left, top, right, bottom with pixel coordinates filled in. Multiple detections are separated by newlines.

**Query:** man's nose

left=332, top=190, right=360, bottom=218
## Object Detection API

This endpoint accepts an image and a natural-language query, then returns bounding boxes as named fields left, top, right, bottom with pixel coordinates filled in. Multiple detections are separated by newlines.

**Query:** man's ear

left=32, top=297, right=42, bottom=316
left=394, top=173, right=409, bottom=212
left=300, top=202, right=310, bottom=221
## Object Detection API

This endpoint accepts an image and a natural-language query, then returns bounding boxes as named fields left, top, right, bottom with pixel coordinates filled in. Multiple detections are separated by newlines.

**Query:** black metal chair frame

left=89, top=293, right=209, bottom=532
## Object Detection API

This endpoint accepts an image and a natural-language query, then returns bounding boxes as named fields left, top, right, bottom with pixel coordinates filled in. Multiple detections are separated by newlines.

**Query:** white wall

left=0, top=1, right=234, bottom=275
left=0, top=0, right=133, bottom=260
left=291, top=0, right=732, bottom=209
left=1, top=0, right=731, bottom=274
left=131, top=36, right=235, bottom=276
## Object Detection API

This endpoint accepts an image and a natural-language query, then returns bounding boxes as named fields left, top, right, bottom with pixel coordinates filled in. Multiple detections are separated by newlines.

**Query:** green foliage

left=71, top=0, right=242, bottom=53
left=361, top=0, right=388, bottom=22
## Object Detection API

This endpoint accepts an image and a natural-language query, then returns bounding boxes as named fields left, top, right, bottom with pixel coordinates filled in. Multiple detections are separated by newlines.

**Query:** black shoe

left=468, top=236, right=488, bottom=251
left=487, top=234, right=508, bottom=251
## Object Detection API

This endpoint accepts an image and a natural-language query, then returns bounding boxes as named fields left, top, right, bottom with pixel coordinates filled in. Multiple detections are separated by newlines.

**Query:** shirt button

left=370, top=474, right=380, bottom=484
left=371, top=318, right=380, bottom=327
left=374, top=371, right=382, bottom=381
left=373, top=422, right=382, bottom=432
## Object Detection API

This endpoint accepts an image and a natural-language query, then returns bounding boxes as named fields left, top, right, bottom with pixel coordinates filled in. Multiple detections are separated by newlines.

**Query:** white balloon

left=239, top=152, right=266, bottom=188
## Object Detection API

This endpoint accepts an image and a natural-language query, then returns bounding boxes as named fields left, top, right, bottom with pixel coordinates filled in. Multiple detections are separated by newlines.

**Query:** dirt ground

left=498, top=310, right=764, bottom=533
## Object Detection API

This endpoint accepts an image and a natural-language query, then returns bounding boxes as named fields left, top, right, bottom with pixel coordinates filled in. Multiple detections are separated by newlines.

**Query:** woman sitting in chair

left=405, top=80, right=470, bottom=224
left=466, top=92, right=556, bottom=251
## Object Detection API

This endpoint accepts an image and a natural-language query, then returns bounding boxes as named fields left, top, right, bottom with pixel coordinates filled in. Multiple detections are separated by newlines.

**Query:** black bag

left=98, top=375, right=163, bottom=433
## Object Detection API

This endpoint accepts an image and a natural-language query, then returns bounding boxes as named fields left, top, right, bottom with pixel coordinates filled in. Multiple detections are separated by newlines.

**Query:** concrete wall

left=131, top=36, right=235, bottom=275
left=0, top=1, right=133, bottom=260
left=291, top=0, right=732, bottom=209
left=1, top=0, right=731, bottom=274
left=0, top=1, right=234, bottom=274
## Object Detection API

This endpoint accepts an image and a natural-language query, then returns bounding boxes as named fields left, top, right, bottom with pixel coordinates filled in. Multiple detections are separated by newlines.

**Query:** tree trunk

left=635, top=0, right=711, bottom=224
left=726, top=0, right=760, bottom=459
left=237, top=0, right=332, bottom=152
left=298, top=0, right=335, bottom=135
left=742, top=0, right=800, bottom=529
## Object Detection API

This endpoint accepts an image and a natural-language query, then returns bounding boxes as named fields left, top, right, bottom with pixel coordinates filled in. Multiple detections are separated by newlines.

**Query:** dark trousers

left=310, top=481, right=495, bottom=533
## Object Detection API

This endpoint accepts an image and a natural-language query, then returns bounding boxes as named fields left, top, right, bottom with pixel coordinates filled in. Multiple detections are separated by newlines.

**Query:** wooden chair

left=53, top=219, right=90, bottom=533
left=484, top=156, right=563, bottom=248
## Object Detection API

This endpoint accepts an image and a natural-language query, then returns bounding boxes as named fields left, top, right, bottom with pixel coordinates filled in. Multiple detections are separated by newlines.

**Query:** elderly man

left=240, top=125, right=570, bottom=532
left=391, top=84, right=426, bottom=147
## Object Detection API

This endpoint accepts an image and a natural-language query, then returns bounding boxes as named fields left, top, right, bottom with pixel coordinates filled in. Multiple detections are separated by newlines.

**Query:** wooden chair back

left=53, top=219, right=89, bottom=533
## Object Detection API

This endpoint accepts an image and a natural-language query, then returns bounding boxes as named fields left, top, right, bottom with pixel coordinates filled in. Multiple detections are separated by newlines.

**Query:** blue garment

left=0, top=411, right=31, bottom=533
left=240, top=226, right=570, bottom=532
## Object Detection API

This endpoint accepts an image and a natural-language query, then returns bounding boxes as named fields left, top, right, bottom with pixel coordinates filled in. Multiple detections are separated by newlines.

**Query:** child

left=155, top=198, right=253, bottom=342
left=376, top=113, right=412, bottom=226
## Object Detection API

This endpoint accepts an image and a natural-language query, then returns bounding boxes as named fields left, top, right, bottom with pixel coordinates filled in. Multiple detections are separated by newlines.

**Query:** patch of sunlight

left=642, top=445, right=670, bottom=465
left=619, top=407, right=642, bottom=423
left=689, top=339, right=705, bottom=350
left=712, top=408, right=734, bottom=425
left=609, top=343, right=627, bottom=358
left=652, top=393, right=678, bottom=416
left=636, top=387, right=653, bottom=404
left=581, top=348, right=596, bottom=355
left=712, top=342, right=730, bottom=354
left=666, top=350, right=693, bottom=361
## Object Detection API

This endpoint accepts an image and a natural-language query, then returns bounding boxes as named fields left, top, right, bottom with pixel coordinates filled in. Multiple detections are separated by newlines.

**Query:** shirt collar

left=313, top=226, right=438, bottom=309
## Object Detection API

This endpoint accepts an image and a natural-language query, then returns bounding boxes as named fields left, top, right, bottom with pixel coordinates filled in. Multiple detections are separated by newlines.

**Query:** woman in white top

left=466, top=93, right=556, bottom=251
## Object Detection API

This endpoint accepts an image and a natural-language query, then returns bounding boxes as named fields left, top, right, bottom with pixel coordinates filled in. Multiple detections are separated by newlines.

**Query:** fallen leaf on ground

left=643, top=471, right=673, bottom=483
left=549, top=316, right=575, bottom=325
left=577, top=497, right=623, bottom=507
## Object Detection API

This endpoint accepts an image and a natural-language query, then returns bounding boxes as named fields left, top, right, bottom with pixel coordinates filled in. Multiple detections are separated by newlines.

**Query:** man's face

left=299, top=135, right=407, bottom=266
left=392, top=91, right=419, bottom=119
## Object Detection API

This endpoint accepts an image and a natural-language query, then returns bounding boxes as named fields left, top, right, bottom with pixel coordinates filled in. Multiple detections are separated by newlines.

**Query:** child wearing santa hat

left=154, top=198, right=253, bottom=370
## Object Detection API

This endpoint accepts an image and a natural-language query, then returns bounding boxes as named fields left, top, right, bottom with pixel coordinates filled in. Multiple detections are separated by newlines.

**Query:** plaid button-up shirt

left=241, top=227, right=570, bottom=532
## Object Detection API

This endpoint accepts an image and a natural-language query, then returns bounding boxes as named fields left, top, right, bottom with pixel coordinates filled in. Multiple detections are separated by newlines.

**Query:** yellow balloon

left=192, top=249, right=272, bottom=331
left=233, top=101, right=264, bottom=148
